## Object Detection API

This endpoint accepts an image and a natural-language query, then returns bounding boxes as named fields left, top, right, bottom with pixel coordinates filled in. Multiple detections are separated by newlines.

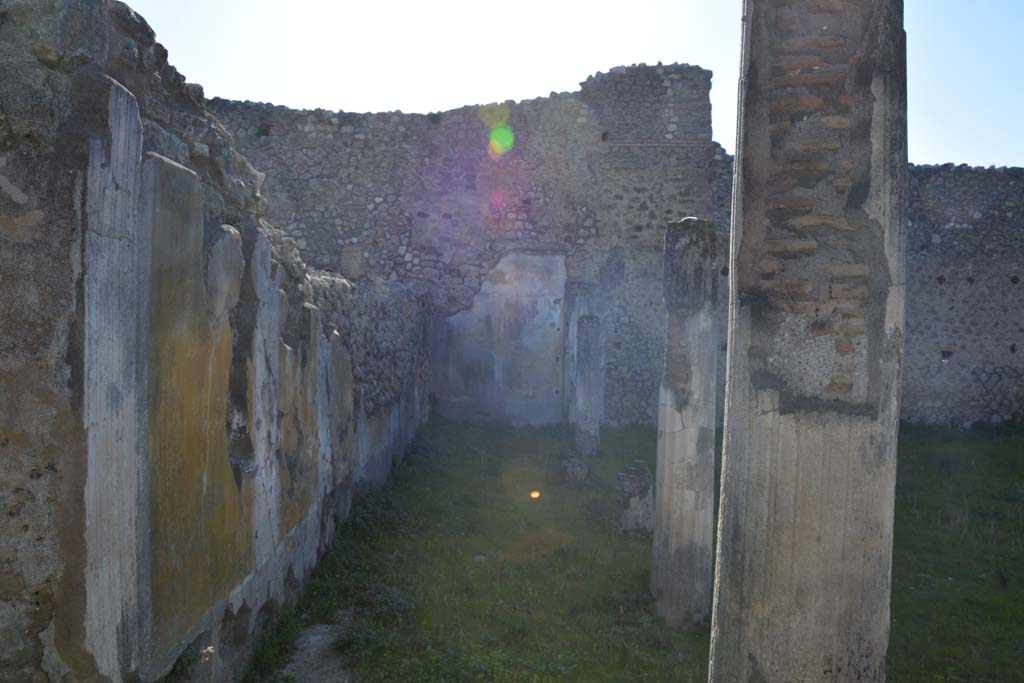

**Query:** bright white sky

left=130, top=0, right=1023, bottom=167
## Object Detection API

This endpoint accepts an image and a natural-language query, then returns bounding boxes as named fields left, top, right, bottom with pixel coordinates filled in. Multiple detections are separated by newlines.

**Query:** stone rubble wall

left=0, top=2, right=430, bottom=682
left=902, top=165, right=1024, bottom=426
left=713, top=160, right=1024, bottom=427
left=209, top=64, right=719, bottom=427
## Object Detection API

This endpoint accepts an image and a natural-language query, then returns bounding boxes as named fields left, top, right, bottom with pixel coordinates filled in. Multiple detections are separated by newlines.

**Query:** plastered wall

left=430, top=252, right=567, bottom=425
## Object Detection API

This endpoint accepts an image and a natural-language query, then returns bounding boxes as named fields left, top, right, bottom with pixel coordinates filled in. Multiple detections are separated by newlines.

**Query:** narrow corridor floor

left=249, top=421, right=1024, bottom=683
left=280, top=609, right=354, bottom=683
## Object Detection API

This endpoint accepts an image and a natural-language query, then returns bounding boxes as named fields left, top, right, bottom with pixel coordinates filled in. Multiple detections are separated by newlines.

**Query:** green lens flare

left=489, top=123, right=514, bottom=155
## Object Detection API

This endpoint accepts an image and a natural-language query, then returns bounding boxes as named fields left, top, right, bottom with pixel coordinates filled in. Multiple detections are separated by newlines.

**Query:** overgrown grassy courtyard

left=246, top=420, right=1024, bottom=682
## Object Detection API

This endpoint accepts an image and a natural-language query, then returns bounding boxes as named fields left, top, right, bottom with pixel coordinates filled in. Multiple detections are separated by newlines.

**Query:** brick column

left=650, top=218, right=718, bottom=626
left=709, top=1, right=907, bottom=680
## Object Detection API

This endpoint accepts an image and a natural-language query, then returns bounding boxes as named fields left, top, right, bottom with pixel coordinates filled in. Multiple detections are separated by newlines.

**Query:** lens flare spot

left=529, top=490, right=541, bottom=500
left=489, top=188, right=510, bottom=210
left=489, top=123, right=515, bottom=158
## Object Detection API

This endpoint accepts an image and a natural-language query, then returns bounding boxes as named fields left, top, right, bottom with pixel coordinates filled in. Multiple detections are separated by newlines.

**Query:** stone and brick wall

left=214, top=76, right=1022, bottom=430
left=712, top=159, right=1024, bottom=426
left=709, top=3, right=908, bottom=678
left=210, top=64, right=719, bottom=427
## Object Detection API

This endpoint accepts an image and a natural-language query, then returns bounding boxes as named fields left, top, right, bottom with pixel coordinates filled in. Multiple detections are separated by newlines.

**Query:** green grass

left=245, top=420, right=1024, bottom=682
left=887, top=425, right=1024, bottom=681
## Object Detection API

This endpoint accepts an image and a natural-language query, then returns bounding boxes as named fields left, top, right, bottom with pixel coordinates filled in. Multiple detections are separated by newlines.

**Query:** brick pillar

left=574, top=314, right=603, bottom=456
left=709, top=1, right=907, bottom=680
left=650, top=217, right=718, bottom=626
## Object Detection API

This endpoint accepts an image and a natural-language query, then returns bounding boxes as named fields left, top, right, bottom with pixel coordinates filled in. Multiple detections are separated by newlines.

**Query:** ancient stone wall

left=0, top=3, right=430, bottom=681
left=713, top=159, right=1024, bottom=427
left=210, top=64, right=719, bottom=426
left=902, top=165, right=1024, bottom=426
left=213, top=67, right=1020, bottom=430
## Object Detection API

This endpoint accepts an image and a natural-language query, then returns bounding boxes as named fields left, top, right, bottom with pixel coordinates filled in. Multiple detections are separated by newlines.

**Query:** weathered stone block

left=559, top=455, right=589, bottom=483
left=616, top=461, right=654, bottom=534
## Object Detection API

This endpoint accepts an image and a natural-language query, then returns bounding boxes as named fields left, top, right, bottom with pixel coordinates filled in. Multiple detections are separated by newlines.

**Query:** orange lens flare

left=488, top=140, right=504, bottom=160
left=529, top=490, right=541, bottom=499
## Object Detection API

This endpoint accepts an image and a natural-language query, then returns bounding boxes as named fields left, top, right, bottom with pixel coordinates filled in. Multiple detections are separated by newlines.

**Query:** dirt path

left=280, top=609, right=354, bottom=683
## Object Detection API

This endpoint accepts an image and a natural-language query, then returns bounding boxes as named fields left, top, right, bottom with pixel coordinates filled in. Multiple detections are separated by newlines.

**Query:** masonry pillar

left=650, top=217, right=717, bottom=627
left=574, top=314, right=604, bottom=456
left=563, top=281, right=593, bottom=425
left=709, top=1, right=906, bottom=681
